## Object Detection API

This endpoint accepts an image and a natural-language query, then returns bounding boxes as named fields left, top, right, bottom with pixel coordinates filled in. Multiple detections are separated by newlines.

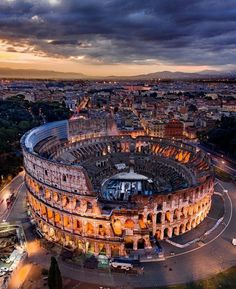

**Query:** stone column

left=152, top=213, right=157, bottom=235
left=94, top=242, right=99, bottom=256
left=160, top=228, right=164, bottom=240
left=119, top=243, right=126, bottom=256
left=105, top=244, right=111, bottom=258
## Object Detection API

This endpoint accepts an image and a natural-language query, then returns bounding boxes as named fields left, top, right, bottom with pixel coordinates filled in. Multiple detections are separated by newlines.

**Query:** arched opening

left=87, top=201, right=93, bottom=210
left=147, top=213, right=153, bottom=226
left=180, top=223, right=185, bottom=234
left=156, top=212, right=162, bottom=224
left=186, top=221, right=191, bottom=231
left=48, top=227, right=55, bottom=238
left=173, top=226, right=179, bottom=236
left=53, top=192, right=58, bottom=202
left=194, top=204, right=198, bottom=214
left=99, top=244, right=106, bottom=255
left=98, top=224, right=106, bottom=236
left=196, top=216, right=201, bottom=224
left=137, top=238, right=145, bottom=249
left=54, top=212, right=61, bottom=226
left=165, top=211, right=171, bottom=222
left=74, top=219, right=80, bottom=231
left=124, top=219, right=135, bottom=229
left=45, top=189, right=51, bottom=200
left=86, top=242, right=94, bottom=253
left=42, top=224, right=48, bottom=234
left=62, top=196, right=69, bottom=207
left=111, top=245, right=120, bottom=257
left=86, top=222, right=94, bottom=235
left=164, top=227, right=169, bottom=238
left=138, top=214, right=146, bottom=229
left=124, top=237, right=134, bottom=249
left=182, top=207, right=188, bottom=218
left=173, top=209, right=179, bottom=219
left=192, top=219, right=196, bottom=229
left=112, top=219, right=122, bottom=236
left=155, top=230, right=161, bottom=239
left=188, top=206, right=193, bottom=216
left=75, top=199, right=80, bottom=210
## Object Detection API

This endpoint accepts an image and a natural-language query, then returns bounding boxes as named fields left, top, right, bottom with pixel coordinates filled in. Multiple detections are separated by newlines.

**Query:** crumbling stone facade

left=21, top=120, right=214, bottom=257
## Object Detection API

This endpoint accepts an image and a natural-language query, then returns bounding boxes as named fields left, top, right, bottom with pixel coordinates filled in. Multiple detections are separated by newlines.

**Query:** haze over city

left=1, top=0, right=236, bottom=76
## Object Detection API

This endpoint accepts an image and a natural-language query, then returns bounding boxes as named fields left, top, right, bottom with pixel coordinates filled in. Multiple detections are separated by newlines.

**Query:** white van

left=109, top=258, right=133, bottom=271
left=232, top=238, right=236, bottom=246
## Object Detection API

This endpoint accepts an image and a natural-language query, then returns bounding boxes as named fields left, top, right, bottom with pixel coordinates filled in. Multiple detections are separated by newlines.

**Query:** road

left=0, top=171, right=24, bottom=221
left=185, top=141, right=236, bottom=177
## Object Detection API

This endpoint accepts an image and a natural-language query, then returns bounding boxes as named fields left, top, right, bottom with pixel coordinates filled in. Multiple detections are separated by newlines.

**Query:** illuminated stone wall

left=21, top=120, right=214, bottom=258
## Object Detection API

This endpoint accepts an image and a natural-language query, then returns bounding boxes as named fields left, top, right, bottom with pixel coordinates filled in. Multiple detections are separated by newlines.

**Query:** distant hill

left=0, top=67, right=235, bottom=80
left=123, top=70, right=236, bottom=80
left=0, top=67, right=87, bottom=79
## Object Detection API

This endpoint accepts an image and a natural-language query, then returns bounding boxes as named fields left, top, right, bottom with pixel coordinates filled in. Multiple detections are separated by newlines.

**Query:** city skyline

left=1, top=0, right=236, bottom=76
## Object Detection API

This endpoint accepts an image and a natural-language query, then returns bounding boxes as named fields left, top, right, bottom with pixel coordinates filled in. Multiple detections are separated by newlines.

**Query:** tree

left=48, top=256, right=63, bottom=289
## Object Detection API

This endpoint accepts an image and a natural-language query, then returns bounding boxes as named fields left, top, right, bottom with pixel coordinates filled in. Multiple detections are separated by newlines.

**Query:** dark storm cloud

left=1, top=0, right=236, bottom=66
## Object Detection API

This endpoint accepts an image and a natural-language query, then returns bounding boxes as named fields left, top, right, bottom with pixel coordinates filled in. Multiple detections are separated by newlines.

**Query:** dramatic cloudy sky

left=0, top=0, right=236, bottom=76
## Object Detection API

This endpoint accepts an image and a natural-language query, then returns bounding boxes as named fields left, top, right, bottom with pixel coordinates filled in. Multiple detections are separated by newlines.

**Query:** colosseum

left=21, top=118, right=214, bottom=258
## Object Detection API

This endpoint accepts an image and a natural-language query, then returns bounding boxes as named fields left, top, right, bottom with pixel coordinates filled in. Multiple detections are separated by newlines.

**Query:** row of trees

left=0, top=95, right=71, bottom=187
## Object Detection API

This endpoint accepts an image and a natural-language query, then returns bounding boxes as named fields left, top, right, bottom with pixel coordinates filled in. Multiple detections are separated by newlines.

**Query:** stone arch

left=86, top=222, right=94, bottom=235
left=180, top=223, right=185, bottom=234
left=155, top=229, right=161, bottom=239
left=42, top=223, right=48, bottom=233
left=189, top=205, right=194, bottom=216
left=138, top=214, right=146, bottom=229
left=164, top=227, right=169, bottom=238
left=112, top=219, right=122, bottom=236
left=192, top=219, right=196, bottom=229
left=53, top=192, right=59, bottom=202
left=186, top=221, right=191, bottom=231
left=111, top=245, right=120, bottom=257
left=196, top=215, right=201, bottom=224
left=86, top=241, right=94, bottom=253
left=147, top=213, right=153, bottom=226
left=87, top=201, right=93, bottom=212
left=54, top=212, right=62, bottom=226
left=124, top=219, right=135, bottom=229
left=173, top=226, right=179, bottom=236
left=62, top=195, right=69, bottom=207
left=73, top=219, right=81, bottom=231
left=124, top=237, right=134, bottom=249
left=137, top=238, right=145, bottom=249
left=99, top=243, right=106, bottom=255
left=173, top=209, right=179, bottom=219
left=98, top=224, right=106, bottom=236
left=45, top=188, right=51, bottom=200
left=75, top=199, right=80, bottom=209
left=182, top=207, right=188, bottom=218
left=48, top=227, right=55, bottom=238
left=165, top=211, right=171, bottom=222
left=193, top=204, right=198, bottom=214
left=156, top=212, right=162, bottom=224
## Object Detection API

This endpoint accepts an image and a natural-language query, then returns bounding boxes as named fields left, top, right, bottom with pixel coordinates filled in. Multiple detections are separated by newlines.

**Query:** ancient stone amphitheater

left=21, top=119, right=214, bottom=257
